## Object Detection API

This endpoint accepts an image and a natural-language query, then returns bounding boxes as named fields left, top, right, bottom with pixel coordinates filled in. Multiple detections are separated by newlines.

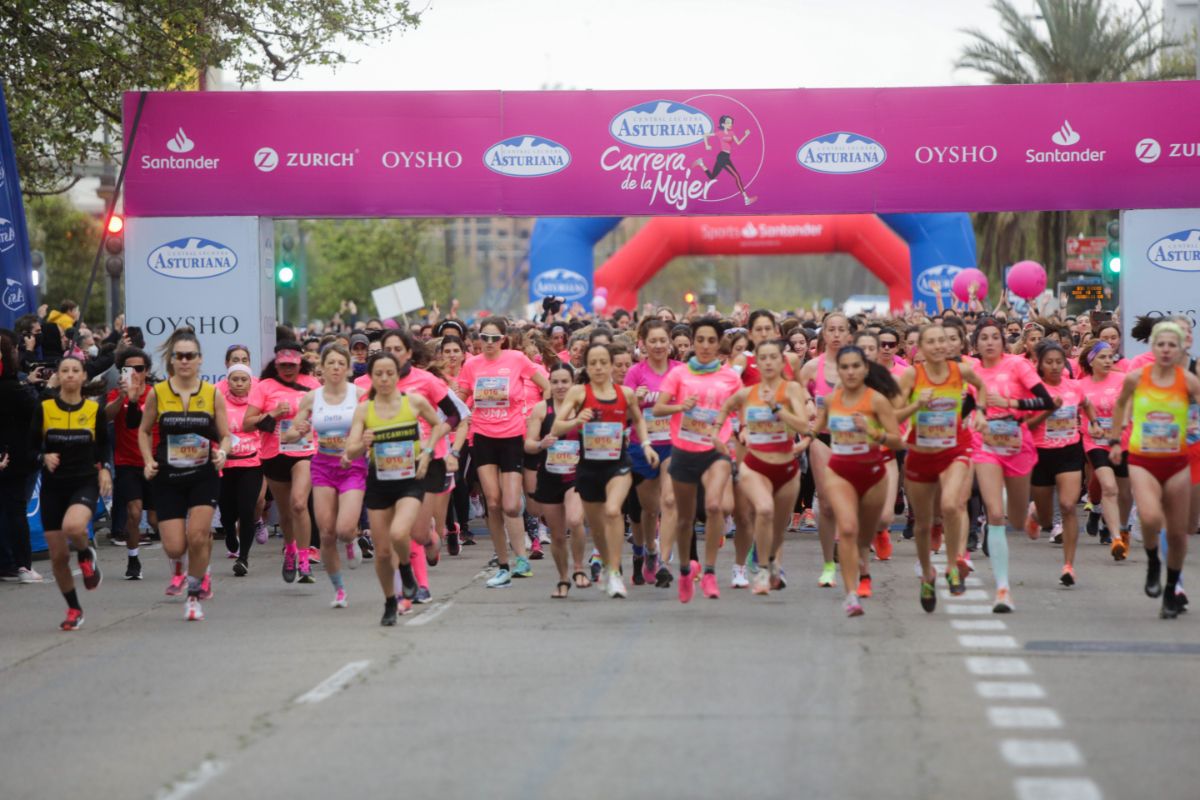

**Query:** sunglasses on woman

left=879, top=340, right=898, bottom=349
left=172, top=351, right=199, bottom=361
left=480, top=333, right=504, bottom=344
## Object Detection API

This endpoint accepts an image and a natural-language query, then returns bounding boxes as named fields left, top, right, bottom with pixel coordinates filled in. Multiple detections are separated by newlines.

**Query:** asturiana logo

left=1147, top=229, right=1200, bottom=273
left=0, top=217, right=16, bottom=253
left=797, top=132, right=887, bottom=174
left=3, top=278, right=25, bottom=312
left=147, top=238, right=238, bottom=280
left=484, top=136, right=571, bottom=178
left=609, top=101, right=713, bottom=149
left=916, top=264, right=962, bottom=296
left=531, top=268, right=589, bottom=300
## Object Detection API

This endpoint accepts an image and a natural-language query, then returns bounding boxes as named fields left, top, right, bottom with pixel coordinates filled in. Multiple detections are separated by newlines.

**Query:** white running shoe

left=607, top=570, right=627, bottom=598
left=184, top=596, right=204, bottom=621
left=752, top=568, right=771, bottom=595
left=331, top=588, right=348, bottom=608
left=346, top=539, right=363, bottom=569
left=730, top=564, right=750, bottom=589
left=18, top=567, right=44, bottom=584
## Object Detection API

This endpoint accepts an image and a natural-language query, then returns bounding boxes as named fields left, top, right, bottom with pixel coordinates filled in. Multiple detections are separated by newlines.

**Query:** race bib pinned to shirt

left=474, top=377, right=510, bottom=410
left=374, top=440, right=416, bottom=480
left=679, top=406, right=719, bottom=445
left=167, top=433, right=210, bottom=469
left=583, top=421, right=623, bottom=461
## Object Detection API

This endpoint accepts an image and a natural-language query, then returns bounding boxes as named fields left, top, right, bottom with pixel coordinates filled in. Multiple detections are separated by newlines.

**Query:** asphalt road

left=1, top=522, right=1197, bottom=800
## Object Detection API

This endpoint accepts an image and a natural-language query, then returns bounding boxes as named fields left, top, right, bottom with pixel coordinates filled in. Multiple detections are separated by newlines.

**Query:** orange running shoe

left=857, top=574, right=873, bottom=598
left=874, top=530, right=893, bottom=561
left=1111, top=533, right=1128, bottom=561
left=1024, top=514, right=1041, bottom=540
left=931, top=523, right=944, bottom=554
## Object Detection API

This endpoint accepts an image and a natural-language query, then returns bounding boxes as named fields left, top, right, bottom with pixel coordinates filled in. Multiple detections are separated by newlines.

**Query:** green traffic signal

left=1108, top=257, right=1120, bottom=274
left=277, top=265, right=295, bottom=284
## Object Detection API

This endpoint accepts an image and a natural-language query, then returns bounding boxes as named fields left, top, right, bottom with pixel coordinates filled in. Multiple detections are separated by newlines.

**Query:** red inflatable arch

left=594, top=215, right=911, bottom=311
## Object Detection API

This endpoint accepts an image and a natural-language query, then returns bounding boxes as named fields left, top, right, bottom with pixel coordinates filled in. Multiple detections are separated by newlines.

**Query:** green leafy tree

left=958, top=0, right=1188, bottom=286
left=2, top=1, right=421, bottom=194
left=301, top=218, right=451, bottom=322
left=26, top=195, right=105, bottom=324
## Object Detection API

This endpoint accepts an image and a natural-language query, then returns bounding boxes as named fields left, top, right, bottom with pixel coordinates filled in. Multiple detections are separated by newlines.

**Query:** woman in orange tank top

left=813, top=346, right=903, bottom=618
left=1111, top=322, right=1200, bottom=619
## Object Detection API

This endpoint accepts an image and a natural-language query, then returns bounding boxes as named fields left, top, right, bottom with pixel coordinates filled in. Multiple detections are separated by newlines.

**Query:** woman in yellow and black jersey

left=138, top=330, right=230, bottom=622
left=345, top=352, right=446, bottom=626
left=32, top=355, right=110, bottom=631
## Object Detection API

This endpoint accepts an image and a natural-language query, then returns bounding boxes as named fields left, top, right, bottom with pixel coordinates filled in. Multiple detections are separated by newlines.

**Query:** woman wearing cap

left=457, top=317, right=550, bottom=588
left=218, top=362, right=263, bottom=578
left=139, top=329, right=230, bottom=622
left=1110, top=321, right=1200, bottom=618
left=244, top=342, right=321, bottom=585
left=284, top=344, right=365, bottom=608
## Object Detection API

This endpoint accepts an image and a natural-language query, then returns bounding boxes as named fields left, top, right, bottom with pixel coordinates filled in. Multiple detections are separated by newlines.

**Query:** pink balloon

left=951, top=268, right=988, bottom=304
left=1007, top=260, right=1047, bottom=300
left=592, top=295, right=607, bottom=312
left=595, top=286, right=608, bottom=297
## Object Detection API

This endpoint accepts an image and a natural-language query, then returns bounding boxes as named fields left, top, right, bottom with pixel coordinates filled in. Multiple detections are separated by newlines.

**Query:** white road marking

left=406, top=600, right=454, bottom=627
left=952, top=619, right=1007, bottom=631
left=966, top=657, right=1033, bottom=676
left=940, top=589, right=991, bottom=601
left=975, top=681, right=1046, bottom=700
left=155, top=759, right=227, bottom=800
left=295, top=660, right=371, bottom=705
left=965, top=576, right=984, bottom=587
left=987, top=706, right=1063, bottom=729
left=959, top=634, right=1019, bottom=649
left=946, top=604, right=993, bottom=615
left=1014, top=777, right=1102, bottom=800
left=1000, top=739, right=1084, bottom=768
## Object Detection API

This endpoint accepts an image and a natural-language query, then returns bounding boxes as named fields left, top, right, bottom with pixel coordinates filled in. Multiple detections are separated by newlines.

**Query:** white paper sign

left=1121, top=209, right=1200, bottom=360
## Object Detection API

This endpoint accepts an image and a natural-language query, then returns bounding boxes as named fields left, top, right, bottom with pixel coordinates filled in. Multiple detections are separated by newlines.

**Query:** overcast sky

left=281, top=0, right=1036, bottom=92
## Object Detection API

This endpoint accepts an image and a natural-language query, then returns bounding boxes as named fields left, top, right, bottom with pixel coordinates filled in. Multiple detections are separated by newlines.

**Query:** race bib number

left=1189, top=405, right=1200, bottom=446
left=983, top=418, right=1022, bottom=456
left=829, top=414, right=869, bottom=456
left=1140, top=421, right=1182, bottom=455
left=317, top=428, right=348, bottom=457
left=679, top=406, right=719, bottom=445
left=583, top=421, right=623, bottom=461
left=745, top=406, right=788, bottom=446
left=1095, top=416, right=1113, bottom=445
left=167, top=433, right=210, bottom=469
left=474, top=376, right=510, bottom=410
left=1044, top=405, right=1077, bottom=443
left=915, top=410, right=957, bottom=449
left=546, top=439, right=580, bottom=475
left=374, top=440, right=416, bottom=480
left=278, top=419, right=312, bottom=454
left=643, top=411, right=671, bottom=443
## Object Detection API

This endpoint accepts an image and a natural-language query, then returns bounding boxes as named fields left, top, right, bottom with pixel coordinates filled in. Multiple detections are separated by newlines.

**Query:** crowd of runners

left=4, top=297, right=1200, bottom=630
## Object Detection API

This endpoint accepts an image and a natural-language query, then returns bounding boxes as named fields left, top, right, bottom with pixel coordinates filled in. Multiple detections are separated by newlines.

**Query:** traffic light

left=1104, top=218, right=1120, bottom=279
left=278, top=232, right=295, bottom=286
left=104, top=213, right=124, bottom=278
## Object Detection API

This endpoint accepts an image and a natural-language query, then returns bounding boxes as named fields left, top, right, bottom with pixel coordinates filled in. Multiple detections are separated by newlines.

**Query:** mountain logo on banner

left=0, top=218, right=16, bottom=253
left=1051, top=121, right=1081, bottom=147
left=484, top=136, right=571, bottom=178
left=147, top=237, right=238, bottom=279
left=166, top=128, right=195, bottom=154
left=3, top=278, right=25, bottom=311
left=531, top=268, right=589, bottom=301
left=797, top=132, right=887, bottom=175
left=609, top=101, right=713, bottom=149
left=1147, top=230, right=1200, bottom=273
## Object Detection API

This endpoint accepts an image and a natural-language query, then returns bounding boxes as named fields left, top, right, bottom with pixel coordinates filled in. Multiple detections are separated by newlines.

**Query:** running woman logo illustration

left=599, top=95, right=765, bottom=212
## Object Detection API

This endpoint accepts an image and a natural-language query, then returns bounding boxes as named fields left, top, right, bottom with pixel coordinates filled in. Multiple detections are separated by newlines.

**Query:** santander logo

left=166, top=128, right=195, bottom=154
left=1051, top=121, right=1081, bottom=147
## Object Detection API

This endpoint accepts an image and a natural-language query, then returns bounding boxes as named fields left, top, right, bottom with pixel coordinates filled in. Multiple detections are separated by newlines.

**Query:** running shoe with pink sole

left=331, top=588, right=348, bottom=608
left=678, top=569, right=695, bottom=603
left=198, top=572, right=213, bottom=600
left=165, top=573, right=186, bottom=597
left=701, top=572, right=720, bottom=599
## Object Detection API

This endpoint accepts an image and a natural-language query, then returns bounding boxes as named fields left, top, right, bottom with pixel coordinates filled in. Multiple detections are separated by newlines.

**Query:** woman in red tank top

left=553, top=344, right=657, bottom=599
left=716, top=339, right=810, bottom=595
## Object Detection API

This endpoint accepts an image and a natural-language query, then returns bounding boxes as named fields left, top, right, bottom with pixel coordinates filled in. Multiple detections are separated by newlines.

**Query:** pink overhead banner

left=123, top=82, right=1200, bottom=218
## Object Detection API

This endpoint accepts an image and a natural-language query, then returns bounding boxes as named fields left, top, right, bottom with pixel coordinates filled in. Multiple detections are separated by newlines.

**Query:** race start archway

left=593, top=215, right=911, bottom=310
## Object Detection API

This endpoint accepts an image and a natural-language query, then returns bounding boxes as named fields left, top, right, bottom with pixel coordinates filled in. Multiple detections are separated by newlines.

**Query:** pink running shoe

left=199, top=572, right=213, bottom=600
left=307, top=545, right=322, bottom=564
left=690, top=559, right=702, bottom=583
left=701, top=572, right=720, bottom=599
left=165, top=573, right=186, bottom=597
left=678, top=569, right=696, bottom=603
left=641, top=552, right=658, bottom=585
left=331, top=588, right=348, bottom=608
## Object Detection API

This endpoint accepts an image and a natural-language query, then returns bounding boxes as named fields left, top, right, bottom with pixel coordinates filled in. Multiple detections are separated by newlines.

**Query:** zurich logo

left=3, top=278, right=25, bottom=311
left=147, top=237, right=238, bottom=280
left=916, top=265, right=962, bottom=296
left=797, top=132, right=887, bottom=175
left=532, top=268, right=589, bottom=301
left=0, top=217, right=16, bottom=253
left=1147, top=229, right=1200, bottom=273
left=609, top=101, right=713, bottom=149
left=484, top=136, right=571, bottom=178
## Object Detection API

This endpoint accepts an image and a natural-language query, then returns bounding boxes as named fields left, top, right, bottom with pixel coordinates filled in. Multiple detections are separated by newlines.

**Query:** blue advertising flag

left=0, top=82, right=35, bottom=328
